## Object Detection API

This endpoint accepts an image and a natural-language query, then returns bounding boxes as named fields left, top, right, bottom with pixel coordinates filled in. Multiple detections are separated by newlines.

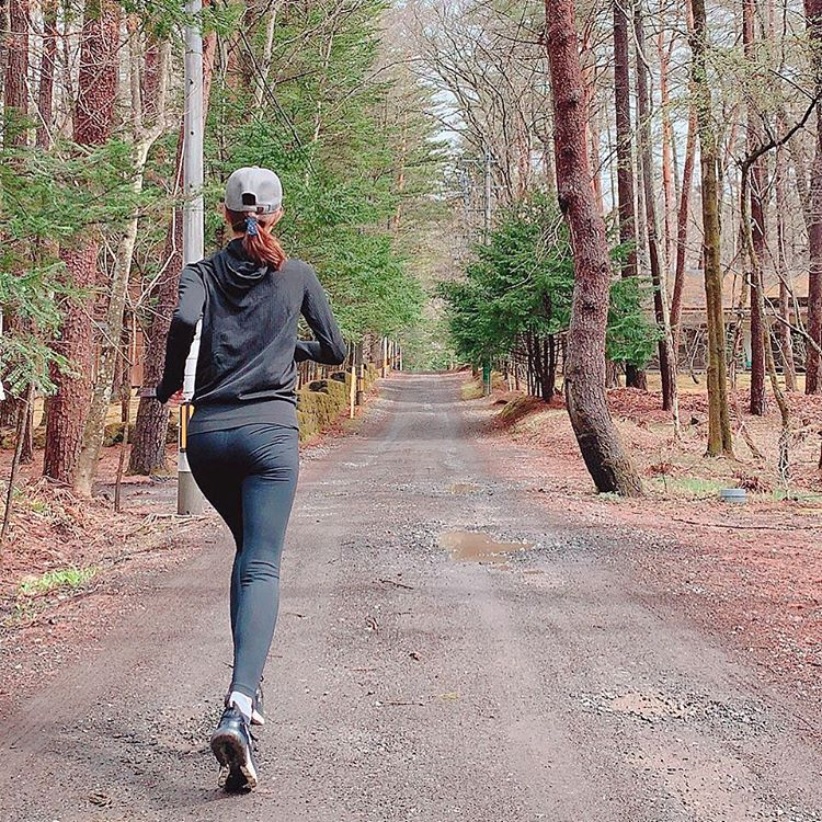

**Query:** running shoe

left=211, top=706, right=258, bottom=792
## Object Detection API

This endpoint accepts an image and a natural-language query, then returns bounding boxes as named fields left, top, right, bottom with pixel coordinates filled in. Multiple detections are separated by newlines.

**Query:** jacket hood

left=211, top=239, right=270, bottom=301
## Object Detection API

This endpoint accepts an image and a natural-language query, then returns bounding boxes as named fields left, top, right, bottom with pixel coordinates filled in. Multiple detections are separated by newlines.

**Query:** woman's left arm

left=299, top=268, right=347, bottom=365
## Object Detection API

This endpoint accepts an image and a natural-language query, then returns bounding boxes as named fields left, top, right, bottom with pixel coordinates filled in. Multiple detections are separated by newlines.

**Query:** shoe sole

left=250, top=709, right=264, bottom=726
left=211, top=728, right=258, bottom=791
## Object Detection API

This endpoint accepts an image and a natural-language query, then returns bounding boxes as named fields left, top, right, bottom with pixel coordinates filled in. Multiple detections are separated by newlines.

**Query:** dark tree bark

left=129, top=195, right=182, bottom=476
left=0, top=0, right=34, bottom=458
left=744, top=0, right=767, bottom=415
left=36, top=0, right=57, bottom=150
left=806, top=0, right=822, bottom=393
left=545, top=0, right=643, bottom=496
left=775, top=140, right=798, bottom=390
left=671, top=0, right=698, bottom=357
left=689, top=0, right=734, bottom=456
left=614, top=0, right=645, bottom=390
left=43, top=0, right=119, bottom=484
left=671, top=106, right=697, bottom=356
left=635, top=0, right=677, bottom=414
left=5, top=0, right=29, bottom=141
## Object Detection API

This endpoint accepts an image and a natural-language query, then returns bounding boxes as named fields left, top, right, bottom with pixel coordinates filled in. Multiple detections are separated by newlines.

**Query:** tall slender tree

left=775, top=135, right=798, bottom=391
left=1, top=0, right=32, bottom=441
left=544, top=0, right=643, bottom=496
left=805, top=0, right=822, bottom=394
left=74, top=35, right=172, bottom=496
left=670, top=107, right=697, bottom=356
left=689, top=0, right=733, bottom=456
left=4, top=0, right=29, bottom=144
left=36, top=0, right=58, bottom=150
left=635, top=0, right=677, bottom=416
left=744, top=0, right=767, bottom=415
left=614, top=0, right=645, bottom=390
left=670, top=1, right=697, bottom=359
left=43, top=0, right=120, bottom=484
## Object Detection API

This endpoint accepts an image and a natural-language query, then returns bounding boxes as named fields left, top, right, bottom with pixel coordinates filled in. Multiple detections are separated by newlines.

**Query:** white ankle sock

left=228, top=691, right=253, bottom=723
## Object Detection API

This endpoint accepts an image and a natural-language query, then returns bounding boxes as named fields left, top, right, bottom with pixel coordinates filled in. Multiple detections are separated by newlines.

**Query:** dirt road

left=2, top=373, right=821, bottom=821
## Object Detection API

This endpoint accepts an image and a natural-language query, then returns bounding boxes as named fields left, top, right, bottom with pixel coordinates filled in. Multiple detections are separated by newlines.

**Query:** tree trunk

left=614, top=0, right=645, bottom=390
left=672, top=0, right=697, bottom=361
left=73, top=142, right=156, bottom=494
left=545, top=0, right=643, bottom=497
left=129, top=30, right=217, bottom=475
left=744, top=0, right=767, bottom=416
left=43, top=245, right=99, bottom=484
left=689, top=0, right=734, bottom=456
left=547, top=335, right=558, bottom=399
left=671, top=105, right=698, bottom=356
left=1, top=384, right=34, bottom=546
left=539, top=337, right=555, bottom=401
left=5, top=0, right=29, bottom=141
left=805, top=0, right=822, bottom=393
left=635, top=0, right=677, bottom=419
left=658, top=27, right=677, bottom=272
left=253, top=0, right=283, bottom=109
left=775, top=140, right=798, bottom=391
left=742, top=150, right=792, bottom=489
left=0, top=0, right=30, bottom=431
left=43, top=0, right=120, bottom=485
left=36, top=0, right=58, bottom=150
left=73, top=39, right=170, bottom=496
left=128, top=208, right=181, bottom=475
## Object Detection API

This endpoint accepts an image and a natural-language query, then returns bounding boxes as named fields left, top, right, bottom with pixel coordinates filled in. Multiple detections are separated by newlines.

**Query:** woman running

left=156, top=166, right=346, bottom=791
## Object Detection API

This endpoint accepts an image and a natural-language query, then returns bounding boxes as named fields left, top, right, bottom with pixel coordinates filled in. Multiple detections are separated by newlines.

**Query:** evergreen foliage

left=196, top=0, right=434, bottom=340
left=0, top=141, right=145, bottom=397
left=439, top=196, right=657, bottom=372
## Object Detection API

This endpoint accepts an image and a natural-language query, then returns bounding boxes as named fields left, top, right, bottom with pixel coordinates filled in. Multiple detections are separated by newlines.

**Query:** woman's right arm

left=298, top=268, right=347, bottom=365
left=156, top=265, right=206, bottom=403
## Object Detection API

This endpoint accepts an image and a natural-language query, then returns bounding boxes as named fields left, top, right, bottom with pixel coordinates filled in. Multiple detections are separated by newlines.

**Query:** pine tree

left=43, top=0, right=120, bottom=484
left=544, top=0, right=643, bottom=496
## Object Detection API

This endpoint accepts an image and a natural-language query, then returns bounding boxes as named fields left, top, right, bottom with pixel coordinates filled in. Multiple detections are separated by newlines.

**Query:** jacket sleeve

left=156, top=265, right=206, bottom=403
left=299, top=267, right=347, bottom=365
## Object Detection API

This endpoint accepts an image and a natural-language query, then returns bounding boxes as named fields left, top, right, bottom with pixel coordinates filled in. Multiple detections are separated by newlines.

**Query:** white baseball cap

left=224, top=166, right=283, bottom=214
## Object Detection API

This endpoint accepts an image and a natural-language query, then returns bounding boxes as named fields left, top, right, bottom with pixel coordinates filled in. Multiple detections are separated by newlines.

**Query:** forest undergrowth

left=473, top=376, right=822, bottom=709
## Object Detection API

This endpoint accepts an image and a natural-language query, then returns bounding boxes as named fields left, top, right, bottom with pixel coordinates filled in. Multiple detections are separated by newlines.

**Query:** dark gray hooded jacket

left=157, top=239, right=346, bottom=432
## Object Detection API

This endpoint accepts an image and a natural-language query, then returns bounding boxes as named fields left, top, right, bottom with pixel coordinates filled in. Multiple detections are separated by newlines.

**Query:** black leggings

left=187, top=423, right=299, bottom=700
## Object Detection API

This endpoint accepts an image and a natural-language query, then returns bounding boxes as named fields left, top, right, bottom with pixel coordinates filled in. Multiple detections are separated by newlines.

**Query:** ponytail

left=226, top=208, right=287, bottom=270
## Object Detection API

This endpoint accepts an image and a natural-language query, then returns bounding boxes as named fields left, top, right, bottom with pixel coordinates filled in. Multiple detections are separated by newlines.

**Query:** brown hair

left=226, top=207, right=287, bottom=270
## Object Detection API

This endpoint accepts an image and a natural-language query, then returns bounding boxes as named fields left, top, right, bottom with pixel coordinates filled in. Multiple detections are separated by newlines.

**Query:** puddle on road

left=440, top=531, right=534, bottom=563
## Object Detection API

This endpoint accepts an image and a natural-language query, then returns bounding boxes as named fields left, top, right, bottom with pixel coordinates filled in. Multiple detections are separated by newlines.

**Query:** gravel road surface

left=2, top=373, right=821, bottom=822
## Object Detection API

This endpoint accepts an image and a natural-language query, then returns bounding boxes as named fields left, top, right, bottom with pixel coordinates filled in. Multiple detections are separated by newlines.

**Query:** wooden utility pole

left=178, top=0, right=205, bottom=515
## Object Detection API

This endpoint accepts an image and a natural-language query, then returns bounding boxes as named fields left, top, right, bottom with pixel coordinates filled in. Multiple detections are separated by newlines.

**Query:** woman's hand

left=166, top=390, right=186, bottom=410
